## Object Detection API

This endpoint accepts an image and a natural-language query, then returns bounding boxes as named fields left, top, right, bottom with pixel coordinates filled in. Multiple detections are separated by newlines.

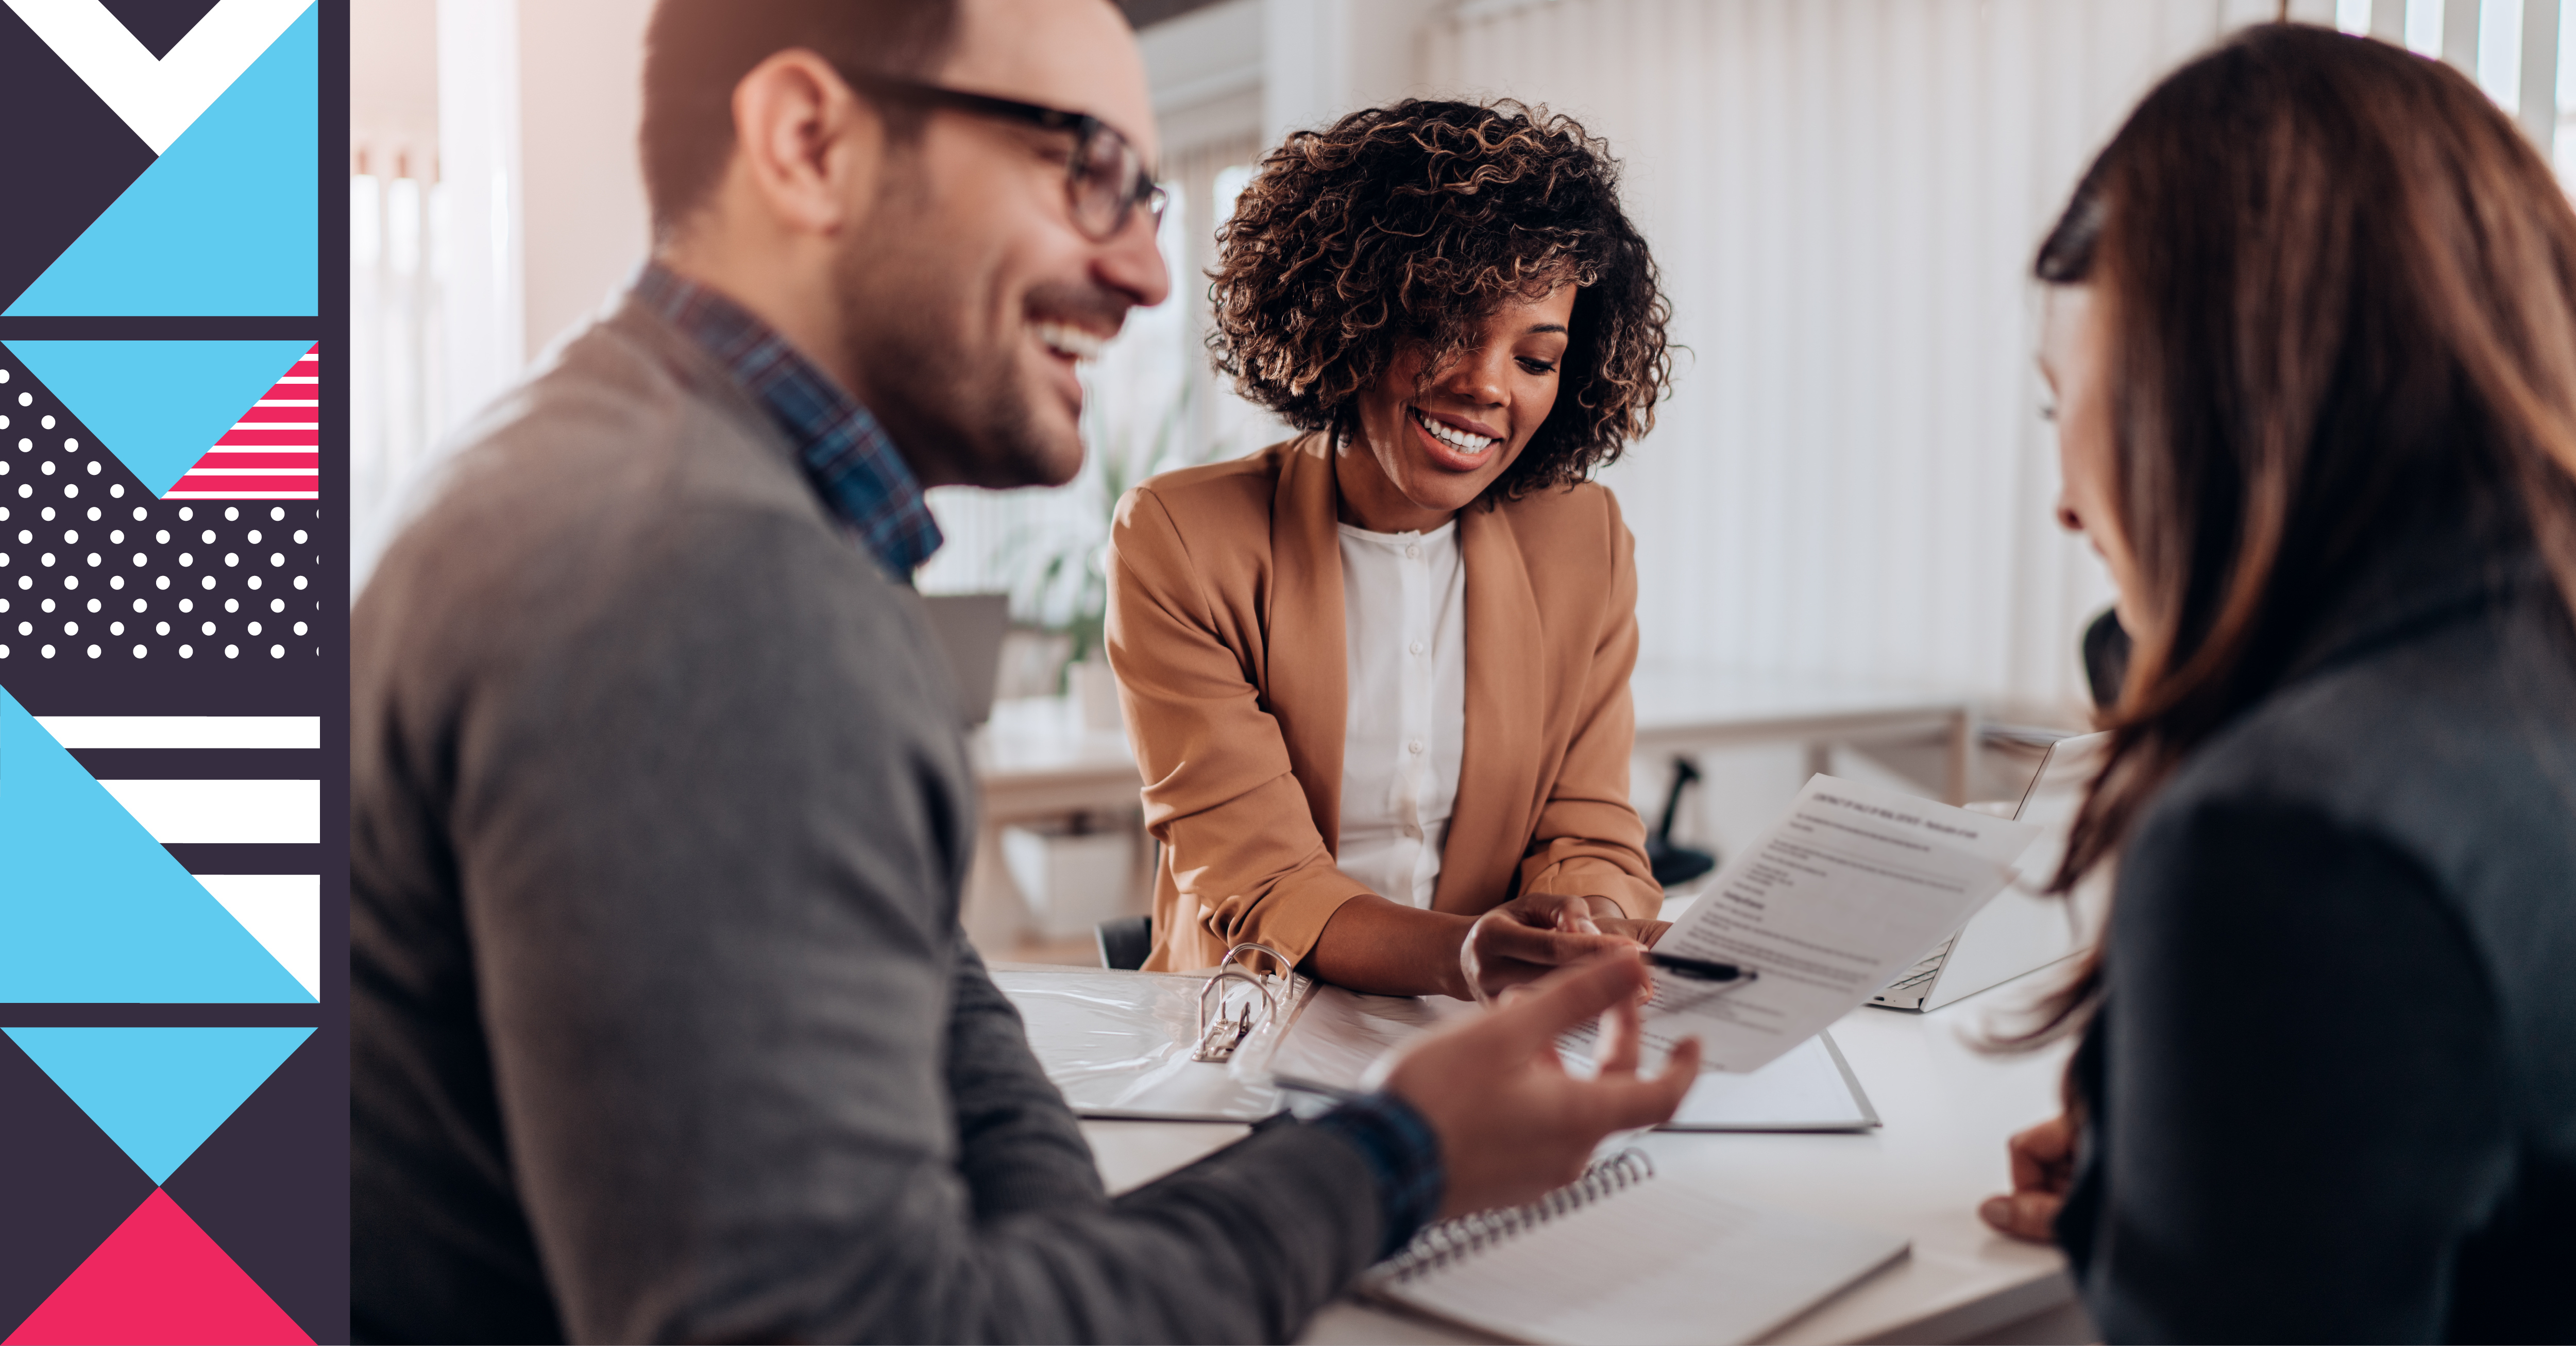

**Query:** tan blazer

left=1107, top=435, right=1660, bottom=973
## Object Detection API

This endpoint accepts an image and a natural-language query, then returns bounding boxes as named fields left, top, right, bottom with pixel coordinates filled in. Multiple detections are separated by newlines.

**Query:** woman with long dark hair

left=1979, top=25, right=2576, bottom=1341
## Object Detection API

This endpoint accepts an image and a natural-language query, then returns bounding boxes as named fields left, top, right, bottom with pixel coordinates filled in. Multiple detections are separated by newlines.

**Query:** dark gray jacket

left=350, top=300, right=1388, bottom=1343
left=2058, top=529, right=2576, bottom=1342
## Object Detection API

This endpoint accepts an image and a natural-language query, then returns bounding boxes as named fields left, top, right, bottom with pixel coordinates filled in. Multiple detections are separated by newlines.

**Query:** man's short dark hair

left=638, top=0, right=962, bottom=238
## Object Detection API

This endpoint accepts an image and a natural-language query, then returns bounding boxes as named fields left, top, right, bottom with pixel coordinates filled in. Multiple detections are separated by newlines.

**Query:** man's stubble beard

left=832, top=210, right=1076, bottom=492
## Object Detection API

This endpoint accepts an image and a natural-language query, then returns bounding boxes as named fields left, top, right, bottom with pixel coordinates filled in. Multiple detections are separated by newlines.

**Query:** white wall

left=1396, top=0, right=2336, bottom=717
left=432, top=0, right=654, bottom=427
left=435, top=0, right=523, bottom=436
left=515, top=0, right=655, bottom=359
left=351, top=0, right=438, bottom=154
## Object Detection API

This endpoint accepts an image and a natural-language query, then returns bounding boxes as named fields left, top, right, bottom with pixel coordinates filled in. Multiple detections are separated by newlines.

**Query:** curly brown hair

left=1207, top=99, right=1673, bottom=500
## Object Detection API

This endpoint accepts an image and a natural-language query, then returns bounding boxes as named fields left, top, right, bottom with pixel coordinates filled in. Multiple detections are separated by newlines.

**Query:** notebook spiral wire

left=1375, top=1149, right=1656, bottom=1283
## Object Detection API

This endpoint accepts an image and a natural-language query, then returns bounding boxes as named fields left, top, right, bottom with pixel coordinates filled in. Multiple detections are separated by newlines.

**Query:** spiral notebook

left=1361, top=1151, right=1909, bottom=1346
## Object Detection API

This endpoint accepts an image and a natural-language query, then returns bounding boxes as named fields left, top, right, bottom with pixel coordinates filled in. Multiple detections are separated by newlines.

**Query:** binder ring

left=1194, top=943, right=1292, bottom=1062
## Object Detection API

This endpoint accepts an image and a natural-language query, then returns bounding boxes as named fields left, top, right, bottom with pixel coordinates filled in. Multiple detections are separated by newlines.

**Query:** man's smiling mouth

left=1033, top=320, right=1108, bottom=362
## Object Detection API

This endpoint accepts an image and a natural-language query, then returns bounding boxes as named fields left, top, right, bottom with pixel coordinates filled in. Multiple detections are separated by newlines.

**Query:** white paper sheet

left=1589, top=774, right=2039, bottom=1073
left=1657, top=1032, right=1876, bottom=1130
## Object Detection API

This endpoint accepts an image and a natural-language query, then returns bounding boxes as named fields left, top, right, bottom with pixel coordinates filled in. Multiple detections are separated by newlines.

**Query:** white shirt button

left=1408, top=738, right=1425, bottom=755
left=1405, top=544, right=1420, bottom=560
left=1409, top=640, right=1425, bottom=655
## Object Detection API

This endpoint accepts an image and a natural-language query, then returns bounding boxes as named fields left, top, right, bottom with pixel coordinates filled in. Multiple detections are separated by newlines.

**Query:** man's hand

left=1979, top=1112, right=2076, bottom=1241
left=1379, top=952, right=1701, bottom=1217
left=1461, top=893, right=1666, bottom=1002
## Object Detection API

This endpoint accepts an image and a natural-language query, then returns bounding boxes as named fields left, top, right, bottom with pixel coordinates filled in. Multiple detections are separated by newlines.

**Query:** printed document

left=1575, top=774, right=2039, bottom=1072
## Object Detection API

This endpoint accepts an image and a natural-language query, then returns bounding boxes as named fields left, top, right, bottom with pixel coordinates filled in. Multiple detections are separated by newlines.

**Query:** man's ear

left=726, top=49, right=887, bottom=241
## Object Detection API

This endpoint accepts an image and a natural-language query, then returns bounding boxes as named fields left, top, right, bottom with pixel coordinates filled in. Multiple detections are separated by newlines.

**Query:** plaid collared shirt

left=635, top=263, right=943, bottom=577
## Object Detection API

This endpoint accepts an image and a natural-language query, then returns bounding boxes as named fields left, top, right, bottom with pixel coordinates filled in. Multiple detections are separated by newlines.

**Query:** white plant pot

left=1067, top=658, right=1125, bottom=732
left=1002, top=821, right=1139, bottom=939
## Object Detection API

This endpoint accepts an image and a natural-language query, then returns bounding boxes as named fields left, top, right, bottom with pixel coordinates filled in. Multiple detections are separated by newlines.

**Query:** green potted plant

left=1007, top=373, right=1209, bottom=729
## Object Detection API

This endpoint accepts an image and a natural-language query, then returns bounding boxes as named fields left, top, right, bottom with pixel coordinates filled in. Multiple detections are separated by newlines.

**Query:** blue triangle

left=1, top=340, right=314, bottom=496
left=1, top=1027, right=314, bottom=1183
left=0, top=689, right=312, bottom=1002
left=3, top=4, right=317, bottom=316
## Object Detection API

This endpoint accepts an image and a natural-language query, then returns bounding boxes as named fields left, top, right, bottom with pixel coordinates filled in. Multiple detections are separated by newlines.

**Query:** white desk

left=1075, top=996, right=2083, bottom=1345
left=971, top=694, right=1143, bottom=825
left=1630, top=663, right=1982, bottom=805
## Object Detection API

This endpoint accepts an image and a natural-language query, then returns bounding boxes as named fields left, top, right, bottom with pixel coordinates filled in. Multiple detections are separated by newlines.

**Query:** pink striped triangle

left=4, top=1189, right=311, bottom=1345
left=163, top=345, right=320, bottom=501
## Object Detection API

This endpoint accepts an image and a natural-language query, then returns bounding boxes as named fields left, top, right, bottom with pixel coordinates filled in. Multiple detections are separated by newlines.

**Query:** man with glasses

left=350, top=1, right=1694, bottom=1340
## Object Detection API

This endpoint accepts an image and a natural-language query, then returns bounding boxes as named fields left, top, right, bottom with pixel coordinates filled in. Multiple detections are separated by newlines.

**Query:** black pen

left=1646, top=952, right=1756, bottom=983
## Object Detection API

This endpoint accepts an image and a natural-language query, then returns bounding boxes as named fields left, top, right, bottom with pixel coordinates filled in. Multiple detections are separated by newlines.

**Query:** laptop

left=1870, top=731, right=2111, bottom=1012
left=920, top=592, right=1011, bottom=728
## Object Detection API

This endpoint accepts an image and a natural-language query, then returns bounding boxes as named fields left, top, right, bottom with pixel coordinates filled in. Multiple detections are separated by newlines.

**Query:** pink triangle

left=4, top=1190, right=312, bottom=1346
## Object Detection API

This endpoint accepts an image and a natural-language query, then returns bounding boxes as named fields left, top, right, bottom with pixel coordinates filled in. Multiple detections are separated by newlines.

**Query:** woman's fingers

left=1598, top=916, right=1672, bottom=948
left=1979, top=1190, right=2064, bottom=1242
left=2006, top=1115, right=2075, bottom=1193
left=1496, top=892, right=1599, bottom=934
left=1467, top=902, right=1656, bottom=999
left=1985, top=1115, right=2077, bottom=1243
left=1477, top=919, right=1638, bottom=966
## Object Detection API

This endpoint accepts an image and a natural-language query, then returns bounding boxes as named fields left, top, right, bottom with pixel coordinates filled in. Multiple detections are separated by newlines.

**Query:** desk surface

left=1076, top=994, right=2076, bottom=1345
left=1629, top=662, right=1975, bottom=740
left=972, top=694, right=1136, bottom=781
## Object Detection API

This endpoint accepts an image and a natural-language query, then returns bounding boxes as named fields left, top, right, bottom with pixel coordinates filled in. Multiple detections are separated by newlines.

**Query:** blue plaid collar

left=634, top=262, right=943, bottom=577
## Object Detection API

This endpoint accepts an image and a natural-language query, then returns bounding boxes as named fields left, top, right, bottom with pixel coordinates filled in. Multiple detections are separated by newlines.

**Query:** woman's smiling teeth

left=1033, top=320, right=1107, bottom=362
left=1412, top=407, right=1499, bottom=454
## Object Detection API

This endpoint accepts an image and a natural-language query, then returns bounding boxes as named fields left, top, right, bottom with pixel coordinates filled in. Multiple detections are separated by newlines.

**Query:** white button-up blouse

left=1334, top=519, right=1468, bottom=909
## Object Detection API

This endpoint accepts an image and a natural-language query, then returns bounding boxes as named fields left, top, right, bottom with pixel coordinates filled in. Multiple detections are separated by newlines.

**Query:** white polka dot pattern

left=0, top=369, right=324, bottom=662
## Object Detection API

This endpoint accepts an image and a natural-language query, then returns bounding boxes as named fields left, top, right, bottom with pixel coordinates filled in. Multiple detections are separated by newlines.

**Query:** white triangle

left=197, top=873, right=319, bottom=1000
left=1, top=0, right=313, bottom=155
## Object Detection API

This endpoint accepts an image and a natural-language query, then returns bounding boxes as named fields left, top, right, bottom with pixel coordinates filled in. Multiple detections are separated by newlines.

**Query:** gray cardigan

left=2057, top=529, right=2576, bottom=1342
left=350, top=300, right=1389, bottom=1343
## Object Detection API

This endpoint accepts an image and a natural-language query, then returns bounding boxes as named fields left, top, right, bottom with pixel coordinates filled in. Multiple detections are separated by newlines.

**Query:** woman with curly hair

left=1105, top=100, right=1676, bottom=994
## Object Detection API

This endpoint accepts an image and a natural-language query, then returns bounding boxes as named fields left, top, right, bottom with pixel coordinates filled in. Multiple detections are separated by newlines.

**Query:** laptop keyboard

left=1870, top=938, right=1957, bottom=1009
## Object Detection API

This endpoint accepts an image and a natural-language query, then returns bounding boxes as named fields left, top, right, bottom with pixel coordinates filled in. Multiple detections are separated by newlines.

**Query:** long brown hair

left=2025, top=24, right=2576, bottom=1041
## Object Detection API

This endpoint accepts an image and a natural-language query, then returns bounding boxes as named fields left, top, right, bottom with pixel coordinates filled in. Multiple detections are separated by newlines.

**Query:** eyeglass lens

left=1071, top=127, right=1163, bottom=240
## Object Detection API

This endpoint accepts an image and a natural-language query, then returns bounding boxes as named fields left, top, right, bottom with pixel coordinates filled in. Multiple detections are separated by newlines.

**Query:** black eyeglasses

left=837, top=69, right=1167, bottom=242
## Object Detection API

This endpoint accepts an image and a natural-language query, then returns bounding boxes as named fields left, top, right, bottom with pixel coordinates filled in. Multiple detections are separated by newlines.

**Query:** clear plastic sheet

left=996, top=967, right=1299, bottom=1122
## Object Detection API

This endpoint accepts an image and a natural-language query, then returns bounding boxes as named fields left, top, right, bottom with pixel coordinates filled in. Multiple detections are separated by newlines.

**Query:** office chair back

left=1096, top=914, right=1153, bottom=970
left=1646, top=756, right=1718, bottom=888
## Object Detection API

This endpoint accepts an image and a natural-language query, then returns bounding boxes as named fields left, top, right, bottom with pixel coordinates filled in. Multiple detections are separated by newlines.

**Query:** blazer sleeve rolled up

left=1107, top=483, right=1373, bottom=967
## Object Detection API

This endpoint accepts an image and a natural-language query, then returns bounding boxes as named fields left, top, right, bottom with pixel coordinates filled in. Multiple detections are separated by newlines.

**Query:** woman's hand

left=1460, top=893, right=1659, bottom=1003
left=1979, top=1112, right=2077, bottom=1242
